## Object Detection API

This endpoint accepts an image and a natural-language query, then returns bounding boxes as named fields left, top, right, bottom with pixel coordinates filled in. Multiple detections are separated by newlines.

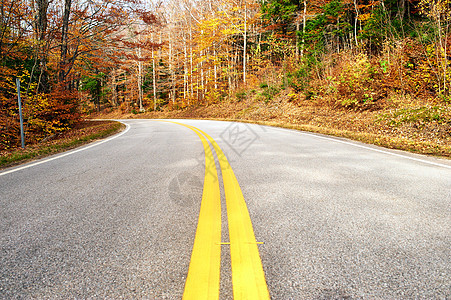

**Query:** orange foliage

left=0, top=87, right=80, bottom=150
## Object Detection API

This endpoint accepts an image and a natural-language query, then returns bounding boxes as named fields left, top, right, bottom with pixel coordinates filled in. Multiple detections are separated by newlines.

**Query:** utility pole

left=16, top=78, right=25, bottom=148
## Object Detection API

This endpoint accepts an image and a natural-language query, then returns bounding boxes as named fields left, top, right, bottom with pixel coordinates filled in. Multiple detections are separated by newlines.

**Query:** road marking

left=159, top=121, right=222, bottom=300
left=204, top=130, right=270, bottom=300
left=0, top=122, right=131, bottom=177
left=165, top=121, right=270, bottom=300
left=269, top=126, right=451, bottom=169
left=304, top=132, right=451, bottom=169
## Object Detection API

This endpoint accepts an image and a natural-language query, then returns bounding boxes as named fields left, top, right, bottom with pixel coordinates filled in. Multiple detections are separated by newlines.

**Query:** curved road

left=0, top=119, right=450, bottom=299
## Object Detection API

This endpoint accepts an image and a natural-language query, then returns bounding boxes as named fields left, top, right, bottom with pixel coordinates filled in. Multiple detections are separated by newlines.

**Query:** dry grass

left=0, top=121, right=123, bottom=169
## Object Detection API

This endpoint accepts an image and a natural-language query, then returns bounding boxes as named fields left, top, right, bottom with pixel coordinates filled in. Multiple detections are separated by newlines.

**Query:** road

left=0, top=119, right=450, bottom=299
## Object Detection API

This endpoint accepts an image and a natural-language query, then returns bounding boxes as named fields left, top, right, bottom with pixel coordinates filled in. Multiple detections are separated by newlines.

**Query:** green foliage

left=259, top=84, right=280, bottom=103
left=380, top=60, right=388, bottom=73
left=260, top=0, right=301, bottom=34
left=81, top=73, right=106, bottom=110
left=236, top=90, right=247, bottom=101
left=360, top=7, right=389, bottom=51
left=438, top=94, right=451, bottom=103
left=360, top=3, right=418, bottom=53
left=414, top=22, right=437, bottom=45
left=380, top=106, right=449, bottom=127
left=286, top=63, right=310, bottom=92
left=299, top=0, right=352, bottom=56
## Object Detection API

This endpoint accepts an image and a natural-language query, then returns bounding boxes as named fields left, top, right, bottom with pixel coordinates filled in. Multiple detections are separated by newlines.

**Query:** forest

left=0, top=0, right=450, bottom=154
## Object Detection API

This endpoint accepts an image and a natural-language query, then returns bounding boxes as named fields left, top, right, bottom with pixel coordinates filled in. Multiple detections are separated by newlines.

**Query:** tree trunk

left=138, top=57, right=144, bottom=111
left=152, top=32, right=157, bottom=111
left=243, top=1, right=247, bottom=84
left=34, top=0, right=49, bottom=93
left=201, top=57, right=204, bottom=102
left=353, top=0, right=359, bottom=47
left=112, top=72, right=117, bottom=107
left=296, top=14, right=300, bottom=60
left=214, top=47, right=218, bottom=91
left=184, top=33, right=188, bottom=104
left=168, top=29, right=176, bottom=104
left=301, top=0, right=307, bottom=58
left=59, top=0, right=72, bottom=85
left=190, top=25, right=194, bottom=100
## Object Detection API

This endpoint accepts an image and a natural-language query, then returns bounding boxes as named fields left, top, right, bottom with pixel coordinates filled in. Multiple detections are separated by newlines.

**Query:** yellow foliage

left=358, top=13, right=372, bottom=21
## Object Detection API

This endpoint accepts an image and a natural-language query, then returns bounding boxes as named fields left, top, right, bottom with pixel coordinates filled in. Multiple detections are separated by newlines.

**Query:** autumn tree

left=419, top=0, right=451, bottom=96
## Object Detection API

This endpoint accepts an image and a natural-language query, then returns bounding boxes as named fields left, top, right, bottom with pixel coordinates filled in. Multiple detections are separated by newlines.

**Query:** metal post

left=16, top=78, right=25, bottom=148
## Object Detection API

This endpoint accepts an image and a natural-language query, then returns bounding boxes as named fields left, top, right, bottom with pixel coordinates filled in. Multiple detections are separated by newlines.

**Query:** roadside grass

left=378, top=106, right=449, bottom=127
left=0, top=121, right=123, bottom=169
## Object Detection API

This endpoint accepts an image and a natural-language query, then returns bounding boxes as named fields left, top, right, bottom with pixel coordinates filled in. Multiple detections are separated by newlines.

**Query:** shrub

left=380, top=106, right=449, bottom=127
left=0, top=86, right=80, bottom=150
left=260, top=85, right=280, bottom=103
left=332, top=53, right=386, bottom=110
left=235, top=90, right=247, bottom=102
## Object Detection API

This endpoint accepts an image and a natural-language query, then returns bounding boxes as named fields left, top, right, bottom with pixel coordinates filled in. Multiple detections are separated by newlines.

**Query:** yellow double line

left=162, top=121, right=270, bottom=300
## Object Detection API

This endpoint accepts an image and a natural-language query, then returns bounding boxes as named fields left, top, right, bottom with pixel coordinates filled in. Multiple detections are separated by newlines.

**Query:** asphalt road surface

left=1, top=119, right=450, bottom=299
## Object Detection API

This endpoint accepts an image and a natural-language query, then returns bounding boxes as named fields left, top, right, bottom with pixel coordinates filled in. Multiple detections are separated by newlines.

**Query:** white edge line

left=268, top=126, right=451, bottom=170
left=0, top=121, right=130, bottom=177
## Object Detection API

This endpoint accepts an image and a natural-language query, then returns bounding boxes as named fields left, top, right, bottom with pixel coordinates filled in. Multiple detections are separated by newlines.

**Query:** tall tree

left=34, top=0, right=50, bottom=92
left=59, top=0, right=71, bottom=85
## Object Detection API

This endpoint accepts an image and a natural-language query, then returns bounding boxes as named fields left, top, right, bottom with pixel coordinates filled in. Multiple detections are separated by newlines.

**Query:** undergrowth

left=0, top=121, right=123, bottom=169
left=380, top=106, right=450, bottom=127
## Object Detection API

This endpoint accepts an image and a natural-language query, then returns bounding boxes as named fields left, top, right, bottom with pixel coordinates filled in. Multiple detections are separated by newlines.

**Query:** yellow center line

left=190, top=125, right=270, bottom=300
left=160, top=121, right=221, bottom=300
left=159, top=120, right=270, bottom=299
